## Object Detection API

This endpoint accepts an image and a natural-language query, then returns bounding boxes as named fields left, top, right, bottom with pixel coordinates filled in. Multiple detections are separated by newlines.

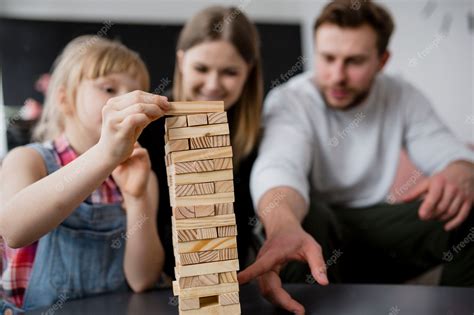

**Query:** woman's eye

left=223, top=69, right=238, bottom=76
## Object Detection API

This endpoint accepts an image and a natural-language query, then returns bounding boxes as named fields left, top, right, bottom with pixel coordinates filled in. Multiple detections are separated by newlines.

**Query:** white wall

left=0, top=0, right=472, bottom=143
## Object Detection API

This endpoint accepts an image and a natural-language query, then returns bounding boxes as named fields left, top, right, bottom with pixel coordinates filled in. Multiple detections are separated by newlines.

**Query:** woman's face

left=177, top=40, right=250, bottom=110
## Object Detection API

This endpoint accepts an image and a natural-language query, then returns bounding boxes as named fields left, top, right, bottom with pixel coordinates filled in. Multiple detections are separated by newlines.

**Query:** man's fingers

left=259, top=271, right=305, bottom=315
left=445, top=200, right=471, bottom=231
left=434, top=184, right=457, bottom=219
left=238, top=251, right=281, bottom=284
left=400, top=179, right=429, bottom=202
left=439, top=195, right=463, bottom=221
left=418, top=178, right=444, bottom=220
left=303, top=240, right=329, bottom=285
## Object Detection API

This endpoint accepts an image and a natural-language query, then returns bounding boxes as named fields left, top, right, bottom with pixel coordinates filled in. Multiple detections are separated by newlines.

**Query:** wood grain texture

left=171, top=147, right=232, bottom=163
left=187, top=114, right=208, bottom=126
left=168, top=124, right=229, bottom=141
left=207, top=112, right=228, bottom=124
left=167, top=101, right=224, bottom=115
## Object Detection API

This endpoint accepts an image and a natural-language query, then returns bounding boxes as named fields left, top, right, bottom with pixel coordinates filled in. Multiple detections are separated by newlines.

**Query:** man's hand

left=401, top=160, right=474, bottom=231
left=239, top=224, right=328, bottom=314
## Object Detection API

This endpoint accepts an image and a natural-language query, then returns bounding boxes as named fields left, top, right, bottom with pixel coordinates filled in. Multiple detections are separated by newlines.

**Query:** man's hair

left=314, top=0, right=395, bottom=55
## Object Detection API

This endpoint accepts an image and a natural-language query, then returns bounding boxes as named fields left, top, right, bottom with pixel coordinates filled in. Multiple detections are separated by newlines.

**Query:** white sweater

left=250, top=72, right=474, bottom=208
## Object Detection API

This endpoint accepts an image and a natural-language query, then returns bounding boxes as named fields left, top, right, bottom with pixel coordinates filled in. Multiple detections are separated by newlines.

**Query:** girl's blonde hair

left=33, top=35, right=150, bottom=141
left=173, top=6, right=263, bottom=167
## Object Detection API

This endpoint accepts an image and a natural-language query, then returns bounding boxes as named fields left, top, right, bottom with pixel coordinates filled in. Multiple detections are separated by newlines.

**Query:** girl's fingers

left=440, top=195, right=463, bottom=222
left=108, top=90, right=169, bottom=111
left=116, top=103, right=165, bottom=121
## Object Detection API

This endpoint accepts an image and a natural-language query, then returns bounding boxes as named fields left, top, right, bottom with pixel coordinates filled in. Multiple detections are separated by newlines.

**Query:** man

left=238, top=0, right=474, bottom=314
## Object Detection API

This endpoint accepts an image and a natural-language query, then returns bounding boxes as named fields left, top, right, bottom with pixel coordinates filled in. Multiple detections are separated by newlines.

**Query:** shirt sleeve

left=250, top=87, right=314, bottom=209
left=402, top=82, right=474, bottom=175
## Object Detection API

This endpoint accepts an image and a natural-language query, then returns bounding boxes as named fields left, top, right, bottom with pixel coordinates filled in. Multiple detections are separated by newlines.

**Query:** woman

left=139, top=6, right=263, bottom=277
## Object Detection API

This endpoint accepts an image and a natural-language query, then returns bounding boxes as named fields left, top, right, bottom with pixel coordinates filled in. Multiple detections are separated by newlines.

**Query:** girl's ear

left=56, top=86, right=74, bottom=116
left=176, top=50, right=185, bottom=73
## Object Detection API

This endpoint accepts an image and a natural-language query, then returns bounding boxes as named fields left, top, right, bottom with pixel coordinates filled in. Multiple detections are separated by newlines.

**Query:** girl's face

left=177, top=40, right=250, bottom=110
left=66, top=72, right=141, bottom=146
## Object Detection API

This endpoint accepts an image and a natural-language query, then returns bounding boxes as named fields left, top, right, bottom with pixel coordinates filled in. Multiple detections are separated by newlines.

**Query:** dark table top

left=26, top=283, right=474, bottom=315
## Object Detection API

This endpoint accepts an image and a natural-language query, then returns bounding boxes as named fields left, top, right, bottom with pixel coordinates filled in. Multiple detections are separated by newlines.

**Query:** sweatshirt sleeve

left=250, top=87, right=314, bottom=210
left=402, top=82, right=474, bottom=175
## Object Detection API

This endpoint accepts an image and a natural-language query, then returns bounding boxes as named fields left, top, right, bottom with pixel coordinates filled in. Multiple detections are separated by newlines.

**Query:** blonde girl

left=0, top=35, right=168, bottom=312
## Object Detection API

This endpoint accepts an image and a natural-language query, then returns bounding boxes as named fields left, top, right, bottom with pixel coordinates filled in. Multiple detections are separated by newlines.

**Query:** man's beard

left=317, top=85, right=371, bottom=111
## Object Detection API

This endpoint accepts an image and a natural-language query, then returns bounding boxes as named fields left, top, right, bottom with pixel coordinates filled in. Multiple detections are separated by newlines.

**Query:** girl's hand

left=98, top=90, right=169, bottom=165
left=112, top=143, right=151, bottom=199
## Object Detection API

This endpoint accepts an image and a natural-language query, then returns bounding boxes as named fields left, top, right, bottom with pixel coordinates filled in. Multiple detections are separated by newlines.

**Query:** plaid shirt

left=1, top=135, right=123, bottom=308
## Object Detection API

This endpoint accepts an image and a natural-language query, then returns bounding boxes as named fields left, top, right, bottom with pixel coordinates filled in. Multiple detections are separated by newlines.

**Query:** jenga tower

left=164, top=101, right=241, bottom=315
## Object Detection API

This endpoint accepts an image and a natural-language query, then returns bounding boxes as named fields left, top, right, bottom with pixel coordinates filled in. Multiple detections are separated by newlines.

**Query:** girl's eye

left=103, top=87, right=116, bottom=94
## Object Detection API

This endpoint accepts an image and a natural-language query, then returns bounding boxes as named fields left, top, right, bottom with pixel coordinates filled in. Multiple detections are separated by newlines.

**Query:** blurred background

left=0, top=0, right=473, bottom=158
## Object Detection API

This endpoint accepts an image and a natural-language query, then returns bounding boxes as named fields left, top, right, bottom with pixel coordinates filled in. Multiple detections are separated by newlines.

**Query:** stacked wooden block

left=164, top=101, right=241, bottom=315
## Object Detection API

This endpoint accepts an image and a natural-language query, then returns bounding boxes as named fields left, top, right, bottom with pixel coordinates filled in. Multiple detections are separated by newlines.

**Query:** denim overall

left=1, top=142, right=128, bottom=313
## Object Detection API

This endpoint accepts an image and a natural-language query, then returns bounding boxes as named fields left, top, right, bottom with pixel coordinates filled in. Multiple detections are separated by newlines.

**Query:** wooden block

left=173, top=192, right=235, bottom=207
left=187, top=114, right=208, bottom=126
left=198, top=273, right=219, bottom=286
left=219, top=292, right=239, bottom=306
left=212, top=135, right=231, bottom=147
left=168, top=124, right=229, bottom=141
left=179, top=275, right=201, bottom=289
left=198, top=227, right=218, bottom=239
left=173, top=214, right=236, bottom=230
left=165, top=139, right=189, bottom=154
left=207, top=112, right=228, bottom=124
left=199, top=250, right=219, bottom=263
left=190, top=135, right=230, bottom=149
left=219, top=271, right=238, bottom=284
left=194, top=160, right=215, bottom=172
left=219, top=248, right=238, bottom=261
left=167, top=101, right=224, bottom=115
left=217, top=225, right=237, bottom=237
left=215, top=180, right=234, bottom=193
left=176, top=259, right=240, bottom=278
left=194, top=183, right=215, bottom=196
left=179, top=297, right=200, bottom=311
left=177, top=229, right=200, bottom=242
left=215, top=203, right=234, bottom=215
left=214, top=158, right=233, bottom=170
left=173, top=206, right=195, bottom=220
left=175, top=169, right=233, bottom=185
left=176, top=237, right=237, bottom=254
left=190, top=136, right=213, bottom=149
left=165, top=154, right=172, bottom=167
left=175, top=184, right=195, bottom=197
left=180, top=303, right=240, bottom=315
left=195, top=205, right=215, bottom=217
left=165, top=115, right=187, bottom=129
left=171, top=147, right=233, bottom=163
left=180, top=252, right=200, bottom=265
left=173, top=279, right=239, bottom=298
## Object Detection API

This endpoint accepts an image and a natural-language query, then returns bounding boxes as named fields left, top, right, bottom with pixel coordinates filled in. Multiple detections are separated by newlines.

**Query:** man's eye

left=195, top=66, right=208, bottom=73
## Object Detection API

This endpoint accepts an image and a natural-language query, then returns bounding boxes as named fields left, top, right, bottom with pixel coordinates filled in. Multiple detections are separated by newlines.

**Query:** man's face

left=314, top=23, right=388, bottom=110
